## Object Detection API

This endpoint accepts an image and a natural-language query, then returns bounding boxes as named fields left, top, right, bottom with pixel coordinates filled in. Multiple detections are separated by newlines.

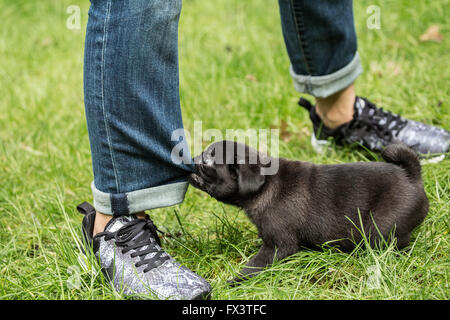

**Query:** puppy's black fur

left=189, top=141, right=428, bottom=282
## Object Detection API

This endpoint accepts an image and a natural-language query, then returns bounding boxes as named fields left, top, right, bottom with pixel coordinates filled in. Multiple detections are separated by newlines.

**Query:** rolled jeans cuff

left=91, top=181, right=189, bottom=216
left=290, top=52, right=363, bottom=98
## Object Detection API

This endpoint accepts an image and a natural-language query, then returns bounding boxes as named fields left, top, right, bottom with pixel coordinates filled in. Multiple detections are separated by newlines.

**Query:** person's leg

left=278, top=0, right=358, bottom=129
left=278, top=0, right=359, bottom=129
left=278, top=0, right=449, bottom=155
left=278, top=0, right=361, bottom=100
left=314, top=84, right=355, bottom=129
left=82, top=0, right=211, bottom=300
left=84, top=0, right=193, bottom=219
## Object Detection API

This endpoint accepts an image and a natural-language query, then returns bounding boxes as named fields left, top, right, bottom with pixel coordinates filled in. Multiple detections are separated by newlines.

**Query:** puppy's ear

left=237, top=164, right=266, bottom=197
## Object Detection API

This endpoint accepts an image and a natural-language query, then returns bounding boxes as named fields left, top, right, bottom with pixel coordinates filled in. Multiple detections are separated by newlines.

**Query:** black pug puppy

left=188, top=140, right=428, bottom=283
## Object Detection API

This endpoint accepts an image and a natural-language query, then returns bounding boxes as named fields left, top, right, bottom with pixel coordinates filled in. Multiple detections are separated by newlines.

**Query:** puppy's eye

left=210, top=149, right=215, bottom=158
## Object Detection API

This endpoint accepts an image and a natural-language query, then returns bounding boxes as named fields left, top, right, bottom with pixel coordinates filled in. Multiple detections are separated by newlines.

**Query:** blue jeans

left=84, top=0, right=362, bottom=215
left=279, top=0, right=362, bottom=97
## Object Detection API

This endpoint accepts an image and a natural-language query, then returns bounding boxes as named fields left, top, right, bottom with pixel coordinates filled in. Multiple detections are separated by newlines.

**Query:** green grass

left=0, top=0, right=448, bottom=300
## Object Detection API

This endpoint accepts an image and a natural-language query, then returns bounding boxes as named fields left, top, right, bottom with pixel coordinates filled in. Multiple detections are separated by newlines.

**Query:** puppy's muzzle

left=188, top=153, right=207, bottom=190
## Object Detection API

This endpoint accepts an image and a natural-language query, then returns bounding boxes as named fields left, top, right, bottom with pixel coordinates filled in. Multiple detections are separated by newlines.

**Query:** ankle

left=315, top=105, right=354, bottom=129
left=315, top=85, right=356, bottom=129
left=93, top=212, right=112, bottom=237
left=92, top=211, right=147, bottom=237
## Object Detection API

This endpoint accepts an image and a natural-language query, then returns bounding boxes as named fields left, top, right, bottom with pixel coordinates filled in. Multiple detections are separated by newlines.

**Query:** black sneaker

left=299, top=96, right=450, bottom=159
left=77, top=202, right=211, bottom=300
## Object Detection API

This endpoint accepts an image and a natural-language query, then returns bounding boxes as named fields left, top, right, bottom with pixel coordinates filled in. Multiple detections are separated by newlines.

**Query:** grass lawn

left=0, top=0, right=448, bottom=300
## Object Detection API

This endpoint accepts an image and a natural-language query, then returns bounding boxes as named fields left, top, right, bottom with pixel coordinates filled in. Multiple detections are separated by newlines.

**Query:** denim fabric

left=84, top=0, right=192, bottom=215
left=84, top=0, right=363, bottom=215
left=278, top=0, right=363, bottom=97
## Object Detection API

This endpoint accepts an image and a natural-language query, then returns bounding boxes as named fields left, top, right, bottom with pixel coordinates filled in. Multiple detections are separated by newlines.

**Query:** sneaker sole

left=311, top=132, right=331, bottom=154
left=419, top=154, right=446, bottom=165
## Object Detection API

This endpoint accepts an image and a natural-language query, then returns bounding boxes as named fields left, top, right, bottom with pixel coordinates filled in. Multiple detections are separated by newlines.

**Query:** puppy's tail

left=382, top=143, right=422, bottom=181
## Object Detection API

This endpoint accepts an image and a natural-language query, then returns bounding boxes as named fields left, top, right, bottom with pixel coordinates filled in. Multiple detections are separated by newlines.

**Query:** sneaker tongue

left=105, top=215, right=136, bottom=233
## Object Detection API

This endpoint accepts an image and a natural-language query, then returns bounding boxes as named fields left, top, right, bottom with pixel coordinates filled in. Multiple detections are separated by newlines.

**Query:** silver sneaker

left=299, top=96, right=449, bottom=161
left=77, top=202, right=211, bottom=300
